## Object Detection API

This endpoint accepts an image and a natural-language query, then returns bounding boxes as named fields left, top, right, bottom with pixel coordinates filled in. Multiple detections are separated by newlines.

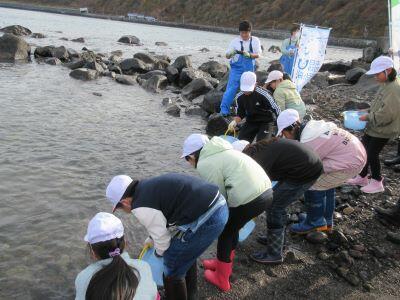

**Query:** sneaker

left=361, top=178, right=384, bottom=194
left=250, top=251, right=283, bottom=265
left=347, top=175, right=369, bottom=186
left=298, top=213, right=333, bottom=232
left=290, top=221, right=328, bottom=235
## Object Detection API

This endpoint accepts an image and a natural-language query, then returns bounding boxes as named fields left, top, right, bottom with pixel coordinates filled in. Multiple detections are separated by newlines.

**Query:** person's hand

left=243, top=51, right=252, bottom=58
left=228, top=120, right=237, bottom=132
left=359, top=114, right=369, bottom=121
left=227, top=50, right=236, bottom=58
left=144, top=237, right=154, bottom=248
left=289, top=48, right=295, bottom=56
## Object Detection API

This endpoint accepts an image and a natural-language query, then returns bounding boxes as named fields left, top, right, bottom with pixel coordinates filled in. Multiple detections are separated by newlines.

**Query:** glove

left=227, top=50, right=236, bottom=58
left=242, top=51, right=251, bottom=58
left=228, top=120, right=237, bottom=132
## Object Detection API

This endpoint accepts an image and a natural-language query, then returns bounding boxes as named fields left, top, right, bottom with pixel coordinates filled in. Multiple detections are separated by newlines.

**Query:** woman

left=347, top=56, right=400, bottom=193
left=75, top=212, right=158, bottom=300
left=242, top=138, right=323, bottom=263
left=182, top=134, right=272, bottom=291
left=276, top=109, right=367, bottom=234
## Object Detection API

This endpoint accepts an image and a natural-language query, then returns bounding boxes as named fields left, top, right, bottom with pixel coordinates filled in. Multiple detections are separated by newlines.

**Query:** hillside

left=14, top=0, right=388, bottom=38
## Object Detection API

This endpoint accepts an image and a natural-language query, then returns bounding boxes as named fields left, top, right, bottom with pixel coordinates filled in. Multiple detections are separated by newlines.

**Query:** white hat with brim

left=240, top=71, right=257, bottom=92
left=106, top=175, right=133, bottom=211
left=276, top=109, right=300, bottom=136
left=365, top=56, right=394, bottom=75
left=84, top=212, right=124, bottom=244
left=265, top=70, right=284, bottom=84
left=181, top=134, right=209, bottom=158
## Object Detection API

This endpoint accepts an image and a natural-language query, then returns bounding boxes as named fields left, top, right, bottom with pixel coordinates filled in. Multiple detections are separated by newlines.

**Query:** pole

left=388, top=0, right=392, bottom=49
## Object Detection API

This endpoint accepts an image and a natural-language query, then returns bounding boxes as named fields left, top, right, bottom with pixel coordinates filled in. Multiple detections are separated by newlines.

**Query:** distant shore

left=0, top=1, right=379, bottom=49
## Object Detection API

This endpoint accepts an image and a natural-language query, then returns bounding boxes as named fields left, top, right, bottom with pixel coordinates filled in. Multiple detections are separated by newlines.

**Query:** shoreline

left=0, top=1, right=378, bottom=49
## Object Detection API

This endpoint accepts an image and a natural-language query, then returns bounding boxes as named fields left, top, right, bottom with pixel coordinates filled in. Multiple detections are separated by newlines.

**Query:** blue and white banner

left=292, top=25, right=331, bottom=92
left=389, top=0, right=400, bottom=71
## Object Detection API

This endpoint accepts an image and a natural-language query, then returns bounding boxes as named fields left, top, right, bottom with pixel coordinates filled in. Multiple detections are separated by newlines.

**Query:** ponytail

left=387, top=68, right=397, bottom=82
left=86, top=237, right=139, bottom=300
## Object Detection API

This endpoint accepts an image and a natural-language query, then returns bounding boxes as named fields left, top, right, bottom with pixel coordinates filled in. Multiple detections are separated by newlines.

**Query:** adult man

left=220, top=20, right=262, bottom=116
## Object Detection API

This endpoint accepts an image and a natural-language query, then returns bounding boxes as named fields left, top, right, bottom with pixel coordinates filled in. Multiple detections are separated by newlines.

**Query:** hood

left=300, top=120, right=338, bottom=143
left=200, top=136, right=233, bottom=159
left=278, top=79, right=297, bottom=90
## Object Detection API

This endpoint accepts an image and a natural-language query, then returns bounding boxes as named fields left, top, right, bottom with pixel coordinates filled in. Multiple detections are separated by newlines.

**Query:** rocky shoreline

left=1, top=24, right=399, bottom=299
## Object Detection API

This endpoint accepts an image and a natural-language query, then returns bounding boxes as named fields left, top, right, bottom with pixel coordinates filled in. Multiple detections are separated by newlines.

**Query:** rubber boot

left=204, top=260, right=232, bottom=292
left=202, top=250, right=234, bottom=271
left=347, top=175, right=369, bottom=186
left=163, top=275, right=187, bottom=300
left=290, top=190, right=328, bottom=234
left=375, top=200, right=400, bottom=226
left=250, top=228, right=284, bottom=264
left=361, top=178, right=384, bottom=194
left=185, top=263, right=198, bottom=300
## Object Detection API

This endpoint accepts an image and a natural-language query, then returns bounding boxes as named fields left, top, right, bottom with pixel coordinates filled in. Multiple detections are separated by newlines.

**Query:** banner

left=389, top=0, right=400, bottom=71
left=292, top=25, right=331, bottom=92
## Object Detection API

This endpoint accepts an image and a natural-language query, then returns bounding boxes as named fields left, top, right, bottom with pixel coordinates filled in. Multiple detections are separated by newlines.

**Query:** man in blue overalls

left=220, top=20, right=262, bottom=116
left=279, top=25, right=300, bottom=77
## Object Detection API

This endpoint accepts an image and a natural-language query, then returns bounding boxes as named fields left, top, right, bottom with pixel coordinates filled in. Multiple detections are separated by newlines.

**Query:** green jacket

left=366, top=78, right=400, bottom=139
left=273, top=80, right=306, bottom=119
left=197, top=137, right=271, bottom=207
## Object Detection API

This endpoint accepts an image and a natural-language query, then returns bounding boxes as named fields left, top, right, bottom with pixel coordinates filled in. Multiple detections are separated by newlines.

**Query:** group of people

left=74, top=20, right=400, bottom=300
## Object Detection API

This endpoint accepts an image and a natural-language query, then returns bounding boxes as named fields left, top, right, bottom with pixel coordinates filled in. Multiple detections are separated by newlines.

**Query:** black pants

left=217, top=189, right=273, bottom=262
left=238, top=122, right=273, bottom=143
left=359, top=134, right=389, bottom=180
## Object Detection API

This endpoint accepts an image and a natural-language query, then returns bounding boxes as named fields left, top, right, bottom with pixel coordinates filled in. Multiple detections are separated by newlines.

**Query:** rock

left=165, top=103, right=181, bottom=117
left=384, top=186, right=394, bottom=196
left=44, top=57, right=61, bottom=65
left=386, top=231, right=400, bottom=245
left=93, top=92, right=102, bottom=97
left=284, top=251, right=302, bottom=264
left=327, top=242, right=340, bottom=251
left=255, top=70, right=268, bottom=84
left=371, top=246, right=386, bottom=258
left=162, top=97, right=173, bottom=106
left=352, top=244, right=366, bottom=252
left=328, top=74, right=348, bottom=85
left=71, top=37, right=85, bottom=43
left=317, top=252, right=330, bottom=261
left=0, top=33, right=31, bottom=62
left=179, top=67, right=211, bottom=87
left=333, top=212, right=343, bottom=221
left=85, top=61, right=105, bottom=73
left=138, top=70, right=166, bottom=80
left=65, top=59, right=85, bottom=70
left=60, top=37, right=69, bottom=41
left=133, top=52, right=158, bottom=65
left=182, top=78, right=213, bottom=100
left=185, top=106, right=208, bottom=117
left=52, top=46, right=69, bottom=61
left=334, top=251, right=354, bottom=267
left=69, top=68, right=99, bottom=81
left=343, top=207, right=355, bottom=215
left=172, top=55, right=192, bottom=71
left=154, top=54, right=171, bottom=63
left=165, top=65, right=180, bottom=84
left=115, top=75, right=136, bottom=85
left=120, top=58, right=152, bottom=74
left=216, top=72, right=229, bottom=92
left=155, top=41, right=168, bottom=46
left=0, top=25, right=31, bottom=36
left=67, top=48, right=80, bottom=59
left=154, top=60, right=170, bottom=70
left=308, top=72, right=329, bottom=89
left=362, top=47, right=377, bottom=63
left=118, top=35, right=141, bottom=45
left=342, top=100, right=370, bottom=111
left=268, top=45, right=281, bottom=53
left=199, top=61, right=229, bottom=79
left=306, top=231, right=328, bottom=244
left=108, top=64, right=122, bottom=74
left=320, top=60, right=352, bottom=73
left=359, top=270, right=369, bottom=282
left=109, top=54, right=123, bottom=64
left=351, top=59, right=370, bottom=70
left=346, top=274, right=361, bottom=286
left=354, top=74, right=380, bottom=93
left=207, top=77, right=220, bottom=88
left=329, top=229, right=349, bottom=246
left=336, top=267, right=349, bottom=278
left=289, top=214, right=299, bottom=223
left=200, top=47, right=210, bottom=52
left=363, top=283, right=373, bottom=292
left=206, top=113, right=230, bottom=136
left=111, top=50, right=123, bottom=57
left=142, top=75, right=168, bottom=93
left=349, top=249, right=364, bottom=259
left=345, top=67, right=366, bottom=84
left=34, top=45, right=69, bottom=62
left=32, top=33, right=45, bottom=38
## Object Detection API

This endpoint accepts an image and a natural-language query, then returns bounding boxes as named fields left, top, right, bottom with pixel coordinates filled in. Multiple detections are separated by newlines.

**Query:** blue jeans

left=304, top=188, right=335, bottom=226
left=268, top=181, right=314, bottom=229
left=163, top=203, right=229, bottom=278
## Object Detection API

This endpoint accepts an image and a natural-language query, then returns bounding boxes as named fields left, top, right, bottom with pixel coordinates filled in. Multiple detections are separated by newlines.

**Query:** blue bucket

left=343, top=111, right=367, bottom=131
left=238, top=219, right=256, bottom=242
left=220, top=135, right=238, bottom=144
left=140, top=246, right=164, bottom=286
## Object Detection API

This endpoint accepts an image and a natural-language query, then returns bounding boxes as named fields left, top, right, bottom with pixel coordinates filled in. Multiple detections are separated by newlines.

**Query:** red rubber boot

left=202, top=250, right=235, bottom=271
left=204, top=260, right=232, bottom=292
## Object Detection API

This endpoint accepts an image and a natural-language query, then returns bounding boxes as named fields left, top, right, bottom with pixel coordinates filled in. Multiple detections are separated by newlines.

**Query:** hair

left=282, top=121, right=302, bottom=140
left=243, top=137, right=279, bottom=157
left=387, top=68, right=397, bottom=82
left=291, top=25, right=300, bottom=35
left=188, top=149, right=202, bottom=168
left=239, top=20, right=252, bottom=32
left=86, top=237, right=139, bottom=300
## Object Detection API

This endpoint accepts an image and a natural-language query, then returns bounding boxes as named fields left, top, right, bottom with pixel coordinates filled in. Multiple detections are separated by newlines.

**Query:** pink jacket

left=300, top=120, right=367, bottom=174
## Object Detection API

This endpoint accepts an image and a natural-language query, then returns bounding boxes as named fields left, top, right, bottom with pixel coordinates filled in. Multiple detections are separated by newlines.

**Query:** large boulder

left=65, top=59, right=85, bottom=70
left=0, top=25, right=31, bottom=36
left=320, top=60, right=352, bottom=73
left=115, top=75, right=136, bottom=85
left=155, top=54, right=171, bottom=63
left=134, top=52, right=158, bottom=65
left=71, top=37, right=85, bottom=43
left=351, top=59, right=370, bottom=70
left=362, top=47, right=377, bottom=63
left=172, top=55, right=192, bottom=71
left=199, top=61, right=228, bottom=79
left=165, top=65, right=179, bottom=84
left=69, top=68, right=99, bottom=81
left=185, top=105, right=208, bottom=117
left=120, top=58, right=152, bottom=74
left=345, top=67, right=366, bottom=84
left=108, top=64, right=122, bottom=74
left=118, top=35, right=141, bottom=45
left=206, top=113, right=229, bottom=136
left=201, top=90, right=224, bottom=114
left=67, top=48, right=81, bottom=59
left=138, top=70, right=166, bottom=80
left=142, top=75, right=168, bottom=93
left=44, top=57, right=61, bottom=65
left=354, top=74, right=380, bottom=93
left=34, top=45, right=70, bottom=62
left=0, top=33, right=31, bottom=62
left=182, top=78, right=213, bottom=100
left=307, top=71, right=330, bottom=89
left=52, top=46, right=70, bottom=61
left=216, top=72, right=229, bottom=92
left=165, top=103, right=181, bottom=117
left=154, top=60, right=170, bottom=70
left=179, top=67, right=211, bottom=87
left=85, top=61, right=105, bottom=73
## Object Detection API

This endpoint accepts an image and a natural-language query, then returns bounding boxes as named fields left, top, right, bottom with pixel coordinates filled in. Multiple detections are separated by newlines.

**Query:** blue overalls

left=279, top=38, right=297, bottom=77
left=220, top=39, right=256, bottom=116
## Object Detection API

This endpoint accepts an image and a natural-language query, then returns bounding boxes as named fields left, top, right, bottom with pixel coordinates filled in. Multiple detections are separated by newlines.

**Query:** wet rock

left=206, top=113, right=229, bottom=136
left=44, top=57, right=61, bottom=65
left=60, top=37, right=69, bottom=41
left=343, top=207, right=355, bottom=215
left=185, top=106, right=208, bottom=117
left=199, top=61, right=228, bottom=79
left=362, top=47, right=377, bottom=63
left=120, top=58, right=152, bottom=74
left=320, top=60, right=351, bottom=73
left=72, top=37, right=85, bottom=43
left=154, top=54, right=171, bottom=63
left=371, top=246, right=386, bottom=259
left=306, top=231, right=328, bottom=244
left=334, top=250, right=354, bottom=267
left=0, top=25, right=31, bottom=36
left=108, top=64, right=122, bottom=74
left=336, top=267, right=349, bottom=278
left=69, top=68, right=99, bottom=81
left=384, top=186, right=394, bottom=196
left=386, top=231, right=400, bottom=245
left=216, top=72, right=229, bottom=92
left=111, top=50, right=123, bottom=56
left=349, top=249, right=364, bottom=259
left=142, top=75, right=168, bottom=93
left=65, top=59, right=85, bottom=70
left=154, top=60, right=170, bottom=70
left=85, top=61, right=105, bottom=73
left=138, top=70, right=166, bottom=80
left=201, top=90, right=224, bottom=114
left=181, top=78, right=213, bottom=101
left=207, top=77, right=220, bottom=88
left=363, top=283, right=373, bottom=292
left=32, top=33, right=45, bottom=39
left=67, top=48, right=80, bottom=59
left=52, top=46, right=69, bottom=61
left=165, top=103, right=181, bottom=117
left=200, top=47, right=210, bottom=52
left=134, top=52, right=158, bottom=65
left=345, top=274, right=361, bottom=286
left=118, top=35, right=141, bottom=45
left=0, top=33, right=31, bottom=62
left=34, top=45, right=69, bottom=62
left=308, top=72, right=329, bottom=89
left=317, top=252, right=330, bottom=261
left=165, top=65, right=179, bottom=84
left=329, top=229, right=349, bottom=246
left=155, top=41, right=168, bottom=46
left=345, top=67, right=366, bottom=84
left=179, top=67, right=211, bottom=87
left=172, top=55, right=192, bottom=72
left=92, top=92, right=102, bottom=97
left=115, top=74, right=136, bottom=85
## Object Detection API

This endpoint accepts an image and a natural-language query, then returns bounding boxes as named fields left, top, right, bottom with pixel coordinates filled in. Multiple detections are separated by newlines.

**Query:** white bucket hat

left=181, top=134, right=209, bottom=158
left=84, top=212, right=124, bottom=244
left=276, top=109, right=300, bottom=136
left=240, top=71, right=257, bottom=92
left=106, top=175, right=133, bottom=210
left=265, top=70, right=283, bottom=84
left=365, top=56, right=394, bottom=75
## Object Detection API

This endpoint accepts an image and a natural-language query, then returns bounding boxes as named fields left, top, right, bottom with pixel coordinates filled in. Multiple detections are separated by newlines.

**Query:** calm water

left=0, top=7, right=362, bottom=299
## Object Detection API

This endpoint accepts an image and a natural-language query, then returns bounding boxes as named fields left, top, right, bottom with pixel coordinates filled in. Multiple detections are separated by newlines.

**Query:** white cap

left=265, top=70, right=283, bottom=84
left=84, top=212, right=124, bottom=244
left=276, top=109, right=300, bottom=136
left=240, top=71, right=257, bottom=92
left=106, top=175, right=133, bottom=210
left=366, top=56, right=394, bottom=75
left=232, top=140, right=250, bottom=152
left=181, top=134, right=209, bottom=158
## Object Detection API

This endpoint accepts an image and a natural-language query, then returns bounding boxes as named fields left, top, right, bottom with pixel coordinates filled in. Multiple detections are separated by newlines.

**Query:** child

left=75, top=212, right=158, bottom=300
left=348, top=56, right=400, bottom=193
left=279, top=25, right=300, bottom=76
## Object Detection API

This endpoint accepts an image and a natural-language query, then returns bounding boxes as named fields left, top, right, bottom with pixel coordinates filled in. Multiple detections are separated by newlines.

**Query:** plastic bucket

left=220, top=135, right=238, bottom=144
left=139, top=246, right=164, bottom=286
left=238, top=219, right=256, bottom=242
left=343, top=110, right=367, bottom=131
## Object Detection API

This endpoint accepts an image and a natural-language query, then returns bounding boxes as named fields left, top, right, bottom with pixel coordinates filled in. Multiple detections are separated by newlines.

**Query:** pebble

left=317, top=252, right=330, bottom=261
left=384, top=187, right=393, bottom=196
left=343, top=207, right=355, bottom=215
left=336, top=266, right=349, bottom=278
left=386, top=232, right=400, bottom=245
left=329, top=229, right=349, bottom=246
left=162, top=97, right=172, bottom=106
left=284, top=250, right=302, bottom=264
left=333, top=212, right=343, bottom=220
left=345, top=274, right=361, bottom=286
left=335, top=250, right=354, bottom=266
left=359, top=270, right=369, bottom=282
left=92, top=92, right=102, bottom=97
left=371, top=246, right=387, bottom=259
left=352, top=244, right=366, bottom=252
left=364, top=283, right=373, bottom=292
left=306, top=231, right=328, bottom=244
left=349, top=249, right=363, bottom=259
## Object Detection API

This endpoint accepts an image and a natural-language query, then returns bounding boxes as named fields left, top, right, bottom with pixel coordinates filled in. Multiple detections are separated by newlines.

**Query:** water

left=0, top=7, right=362, bottom=299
